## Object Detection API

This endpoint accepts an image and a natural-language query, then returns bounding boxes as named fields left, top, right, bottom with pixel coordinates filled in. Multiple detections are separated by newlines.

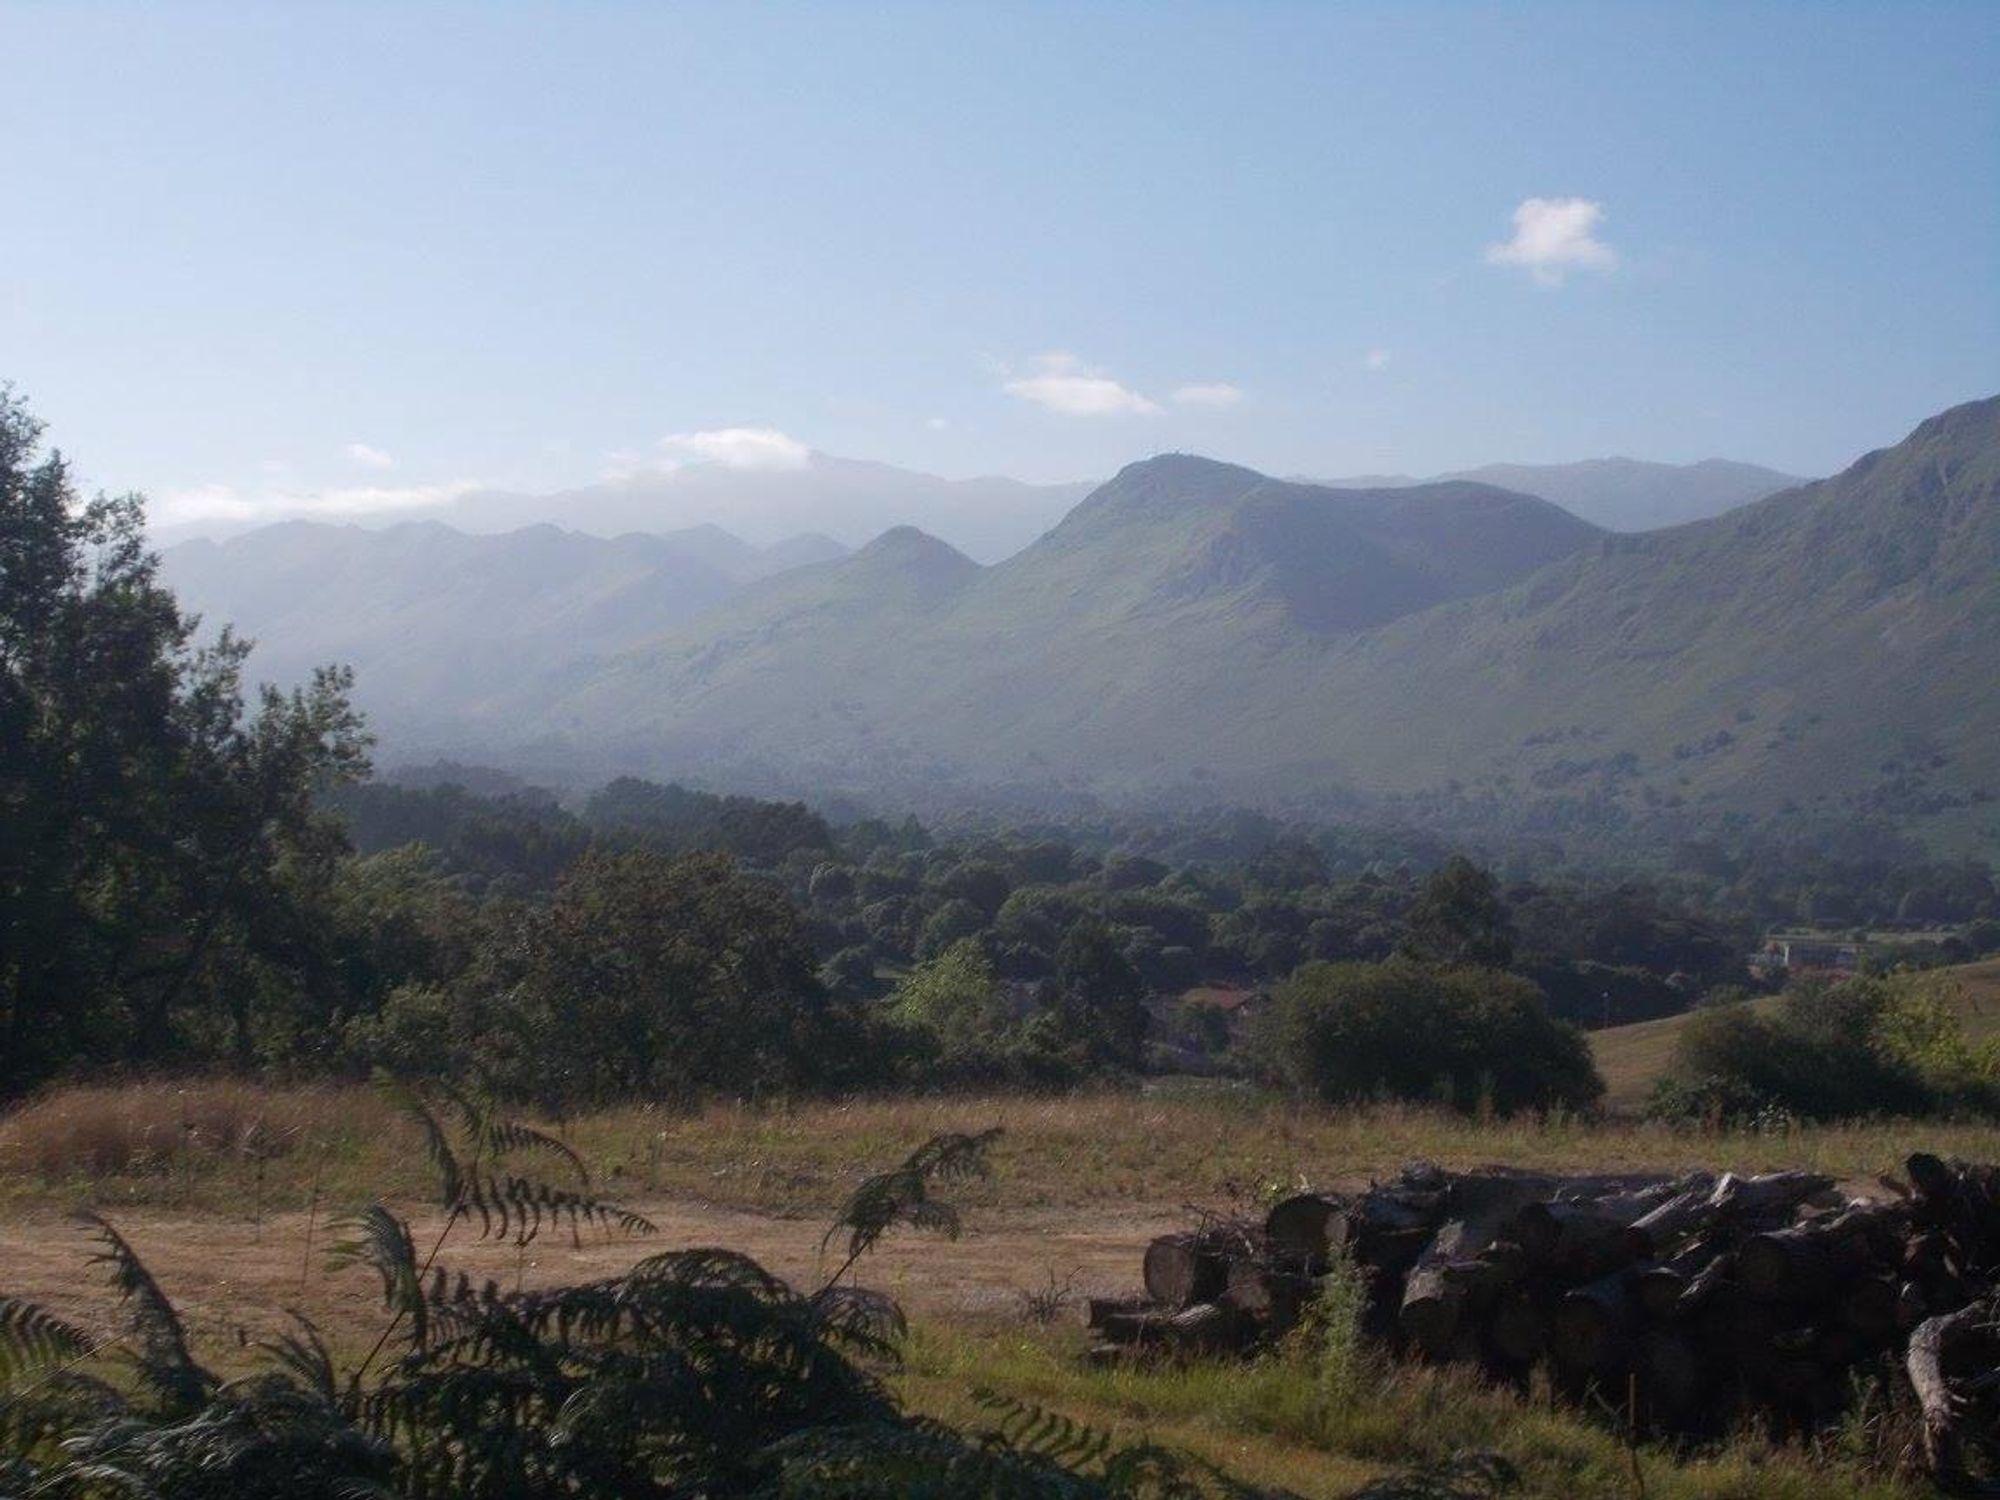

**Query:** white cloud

left=1170, top=382, right=1245, bottom=408
left=656, top=426, right=811, bottom=471
left=1001, top=352, right=1161, bottom=416
left=345, top=442, right=396, bottom=469
left=1485, top=197, right=1617, bottom=286
left=925, top=416, right=950, bottom=431
left=1363, top=348, right=1392, bottom=370
left=155, top=478, right=482, bottom=527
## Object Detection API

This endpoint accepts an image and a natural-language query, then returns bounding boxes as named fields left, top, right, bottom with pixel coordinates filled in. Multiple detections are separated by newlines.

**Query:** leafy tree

left=915, top=897, right=987, bottom=962
left=492, top=848, right=853, bottom=1109
left=888, top=940, right=1009, bottom=1055
left=1652, top=972, right=1997, bottom=1122
left=1248, top=958, right=1601, bottom=1114
left=0, top=390, right=368, bottom=1093
left=1050, top=919, right=1149, bottom=1071
left=1403, top=855, right=1516, bottom=968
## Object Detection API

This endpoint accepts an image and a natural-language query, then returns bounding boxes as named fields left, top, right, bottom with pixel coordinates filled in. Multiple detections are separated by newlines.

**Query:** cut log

left=1488, top=1289, right=1546, bottom=1366
left=1636, top=1328, right=1704, bottom=1429
left=1635, top=1239, right=1721, bottom=1321
left=1837, top=1274, right=1900, bottom=1346
left=1736, top=1203, right=1903, bottom=1303
left=1223, top=1257, right=1314, bottom=1332
left=1635, top=1263, right=1689, bottom=1322
left=1552, top=1268, right=1638, bottom=1378
left=1098, top=1307, right=1184, bottom=1344
left=1513, top=1200, right=1644, bottom=1279
left=1086, top=1296, right=1155, bottom=1331
left=1166, top=1300, right=1243, bottom=1356
left=1625, top=1179, right=1722, bottom=1258
left=1264, top=1192, right=1348, bottom=1273
left=1143, top=1232, right=1230, bottom=1308
left=1398, top=1175, right=1554, bottom=1357
left=1710, top=1169, right=1839, bottom=1223
left=1906, top=1300, right=1989, bottom=1491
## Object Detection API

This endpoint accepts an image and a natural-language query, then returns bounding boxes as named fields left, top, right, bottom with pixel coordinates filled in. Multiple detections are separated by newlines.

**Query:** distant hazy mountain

left=530, top=464, right=1606, bottom=786
left=451, top=454, right=1094, bottom=563
left=1320, top=457, right=1802, bottom=532
left=159, top=519, right=841, bottom=730
left=168, top=399, right=1998, bottom=834
left=492, top=398, right=1998, bottom=822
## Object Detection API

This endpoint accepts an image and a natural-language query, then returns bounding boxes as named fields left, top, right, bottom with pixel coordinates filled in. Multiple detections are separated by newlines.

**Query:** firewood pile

left=1092, top=1153, right=2000, bottom=1484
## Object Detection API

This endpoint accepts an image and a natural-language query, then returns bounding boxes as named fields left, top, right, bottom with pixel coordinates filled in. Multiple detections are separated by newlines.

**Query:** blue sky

left=5, top=1, right=1996, bottom=528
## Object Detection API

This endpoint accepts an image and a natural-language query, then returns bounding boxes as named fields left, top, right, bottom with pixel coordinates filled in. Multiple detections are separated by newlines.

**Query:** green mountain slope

left=547, top=461, right=1604, bottom=785
left=526, top=397, right=1998, bottom=820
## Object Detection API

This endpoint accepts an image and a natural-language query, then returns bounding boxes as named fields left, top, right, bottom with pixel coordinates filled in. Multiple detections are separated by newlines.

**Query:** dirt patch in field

left=0, top=1193, right=1188, bottom=1355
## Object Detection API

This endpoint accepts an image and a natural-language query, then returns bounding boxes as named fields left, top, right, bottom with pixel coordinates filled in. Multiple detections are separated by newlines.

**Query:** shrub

left=1245, top=958, right=1601, bottom=1114
left=1650, top=973, right=1999, bottom=1122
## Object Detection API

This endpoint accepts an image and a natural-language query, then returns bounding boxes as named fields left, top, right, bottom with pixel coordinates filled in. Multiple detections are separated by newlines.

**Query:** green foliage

left=357, top=847, right=865, bottom=1110
left=1403, top=857, right=1515, bottom=969
left=824, top=1128, right=1003, bottom=1276
left=1651, top=972, right=2000, bottom=1122
left=1247, top=959, right=1602, bottom=1114
left=0, top=390, right=370, bottom=1094
left=1053, top=919, right=1150, bottom=1072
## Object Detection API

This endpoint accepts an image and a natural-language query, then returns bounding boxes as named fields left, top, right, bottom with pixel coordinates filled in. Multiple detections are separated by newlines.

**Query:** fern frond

left=258, top=1312, right=339, bottom=1403
left=328, top=1206, right=427, bottom=1349
left=1346, top=1453, right=1520, bottom=1500
left=0, top=1295, right=90, bottom=1385
left=372, top=1073, right=463, bottom=1208
left=808, top=1285, right=907, bottom=1361
left=482, top=1121, right=589, bottom=1186
left=824, top=1128, right=997, bottom=1264
left=76, top=1213, right=213, bottom=1411
left=906, top=1126, right=1003, bottom=1182
left=456, top=1171, right=655, bottom=1246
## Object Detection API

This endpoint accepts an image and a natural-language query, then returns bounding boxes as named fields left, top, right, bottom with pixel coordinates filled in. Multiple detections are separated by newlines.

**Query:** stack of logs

left=1093, top=1154, right=2000, bottom=1485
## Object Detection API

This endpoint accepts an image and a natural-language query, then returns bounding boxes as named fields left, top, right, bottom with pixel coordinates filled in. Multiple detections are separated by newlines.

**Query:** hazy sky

left=5, top=1, right=1996, bottom=530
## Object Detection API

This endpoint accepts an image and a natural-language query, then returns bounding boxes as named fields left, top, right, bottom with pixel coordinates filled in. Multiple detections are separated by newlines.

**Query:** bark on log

left=1398, top=1176, right=1554, bottom=1357
left=1489, top=1289, right=1546, bottom=1366
left=1263, top=1193, right=1348, bottom=1273
left=1906, top=1300, right=1988, bottom=1492
left=1086, top=1296, right=1154, bottom=1331
left=1736, top=1203, right=1903, bottom=1303
left=1143, top=1232, right=1230, bottom=1308
left=1552, top=1268, right=1638, bottom=1378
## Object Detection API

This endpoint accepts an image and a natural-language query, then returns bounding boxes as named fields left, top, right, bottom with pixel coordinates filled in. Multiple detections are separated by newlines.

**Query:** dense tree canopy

left=0, top=392, right=368, bottom=1093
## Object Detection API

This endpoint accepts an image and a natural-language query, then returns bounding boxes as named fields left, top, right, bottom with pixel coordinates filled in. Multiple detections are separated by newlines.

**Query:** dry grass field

left=5, top=1076, right=1996, bottom=1495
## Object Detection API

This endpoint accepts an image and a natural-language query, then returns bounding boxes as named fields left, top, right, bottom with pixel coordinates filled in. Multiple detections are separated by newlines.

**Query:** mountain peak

left=853, top=524, right=977, bottom=578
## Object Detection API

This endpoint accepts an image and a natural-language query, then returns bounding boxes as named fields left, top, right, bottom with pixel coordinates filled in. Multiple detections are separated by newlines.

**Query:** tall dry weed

left=0, top=1079, right=389, bottom=1181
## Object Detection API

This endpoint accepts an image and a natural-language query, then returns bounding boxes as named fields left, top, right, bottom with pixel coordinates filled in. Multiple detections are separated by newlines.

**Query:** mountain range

left=160, top=400, right=1999, bottom=835
left=1319, top=458, right=1802, bottom=532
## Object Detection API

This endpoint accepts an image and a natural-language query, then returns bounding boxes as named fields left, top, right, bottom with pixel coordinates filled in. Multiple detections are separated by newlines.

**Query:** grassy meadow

left=5, top=1074, right=1997, bottom=1497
